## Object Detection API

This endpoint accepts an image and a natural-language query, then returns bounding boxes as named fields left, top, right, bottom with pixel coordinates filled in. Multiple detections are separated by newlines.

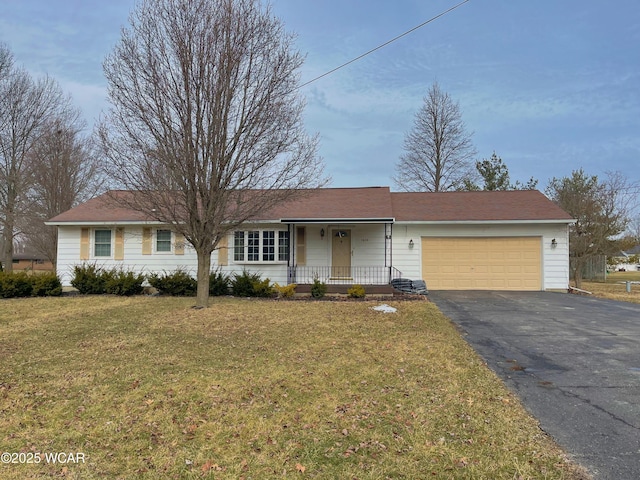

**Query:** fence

left=570, top=255, right=606, bottom=282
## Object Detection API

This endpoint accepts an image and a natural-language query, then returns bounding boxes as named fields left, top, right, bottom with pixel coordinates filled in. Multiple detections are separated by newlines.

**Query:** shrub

left=310, top=277, right=327, bottom=299
left=71, top=265, right=146, bottom=296
left=231, top=270, right=260, bottom=297
left=0, top=272, right=34, bottom=298
left=230, top=270, right=274, bottom=297
left=32, top=273, right=63, bottom=297
left=252, top=277, right=275, bottom=298
left=71, top=263, right=107, bottom=294
left=148, top=269, right=197, bottom=296
left=347, top=284, right=366, bottom=299
left=274, top=283, right=297, bottom=298
left=209, top=270, right=230, bottom=296
left=104, top=270, right=145, bottom=296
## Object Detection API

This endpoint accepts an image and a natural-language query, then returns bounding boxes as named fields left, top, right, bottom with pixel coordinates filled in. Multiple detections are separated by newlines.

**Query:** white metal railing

left=287, top=266, right=402, bottom=285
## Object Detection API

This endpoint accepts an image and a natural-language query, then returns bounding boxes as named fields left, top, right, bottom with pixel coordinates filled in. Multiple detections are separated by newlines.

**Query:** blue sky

left=1, top=0, right=638, bottom=190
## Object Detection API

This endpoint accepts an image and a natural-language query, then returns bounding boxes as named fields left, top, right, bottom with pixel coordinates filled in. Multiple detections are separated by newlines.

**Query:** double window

left=234, top=230, right=289, bottom=263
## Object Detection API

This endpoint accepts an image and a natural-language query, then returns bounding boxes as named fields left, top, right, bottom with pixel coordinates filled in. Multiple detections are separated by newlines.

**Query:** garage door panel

left=422, top=237, right=541, bottom=291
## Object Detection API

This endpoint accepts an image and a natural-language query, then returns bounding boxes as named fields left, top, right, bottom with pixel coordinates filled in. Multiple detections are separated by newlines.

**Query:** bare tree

left=100, top=0, right=327, bottom=307
left=0, top=43, right=12, bottom=80
left=546, top=169, right=637, bottom=288
left=627, top=218, right=640, bottom=245
left=0, top=44, right=13, bottom=269
left=0, top=47, right=69, bottom=272
left=394, top=82, right=476, bottom=192
left=21, top=111, right=102, bottom=267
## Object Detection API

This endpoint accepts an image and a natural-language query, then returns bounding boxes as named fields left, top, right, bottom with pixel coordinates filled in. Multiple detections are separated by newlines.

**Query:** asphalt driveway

left=428, top=291, right=640, bottom=480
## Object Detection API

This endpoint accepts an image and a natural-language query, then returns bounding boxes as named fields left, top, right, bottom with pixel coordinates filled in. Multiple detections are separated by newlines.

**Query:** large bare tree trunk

left=1, top=225, right=12, bottom=273
left=195, top=250, right=212, bottom=308
left=572, top=259, right=584, bottom=289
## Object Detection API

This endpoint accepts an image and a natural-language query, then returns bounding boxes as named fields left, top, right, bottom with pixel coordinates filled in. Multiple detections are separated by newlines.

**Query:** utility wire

left=298, top=0, right=471, bottom=89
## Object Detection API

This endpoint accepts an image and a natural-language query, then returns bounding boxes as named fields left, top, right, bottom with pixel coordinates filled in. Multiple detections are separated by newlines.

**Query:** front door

left=331, top=229, right=351, bottom=278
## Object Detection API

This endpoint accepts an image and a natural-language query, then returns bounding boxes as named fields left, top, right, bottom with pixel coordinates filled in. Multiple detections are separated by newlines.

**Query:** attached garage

left=421, top=236, right=542, bottom=291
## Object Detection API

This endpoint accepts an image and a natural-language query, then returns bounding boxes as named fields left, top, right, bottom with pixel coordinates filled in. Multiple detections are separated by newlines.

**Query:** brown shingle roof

left=260, top=187, right=394, bottom=221
left=47, top=191, right=153, bottom=223
left=48, top=188, right=572, bottom=224
left=390, top=190, right=573, bottom=222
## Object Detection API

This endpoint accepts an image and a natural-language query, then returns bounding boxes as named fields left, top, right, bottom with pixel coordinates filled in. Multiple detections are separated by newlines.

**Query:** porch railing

left=287, top=266, right=403, bottom=285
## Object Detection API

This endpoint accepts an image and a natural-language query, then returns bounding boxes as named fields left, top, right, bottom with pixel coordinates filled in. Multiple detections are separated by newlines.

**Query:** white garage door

left=422, top=237, right=542, bottom=291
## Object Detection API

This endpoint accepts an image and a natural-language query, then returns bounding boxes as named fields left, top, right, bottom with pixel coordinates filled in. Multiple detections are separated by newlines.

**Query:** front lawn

left=0, top=297, right=588, bottom=479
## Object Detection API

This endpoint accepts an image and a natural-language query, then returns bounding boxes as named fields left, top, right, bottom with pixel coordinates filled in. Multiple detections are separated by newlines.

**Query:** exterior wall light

left=320, top=228, right=325, bottom=238
left=551, top=238, right=557, bottom=248
left=409, top=239, right=414, bottom=249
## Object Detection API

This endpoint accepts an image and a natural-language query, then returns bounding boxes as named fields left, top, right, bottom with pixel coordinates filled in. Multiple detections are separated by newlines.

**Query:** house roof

left=48, top=191, right=155, bottom=224
left=262, top=187, right=395, bottom=222
left=47, top=187, right=573, bottom=225
left=390, top=190, right=574, bottom=222
left=623, top=245, right=640, bottom=256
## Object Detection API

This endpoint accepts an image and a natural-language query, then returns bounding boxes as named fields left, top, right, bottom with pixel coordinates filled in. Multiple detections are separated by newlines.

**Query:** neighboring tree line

left=393, top=82, right=640, bottom=287
left=0, top=44, right=101, bottom=273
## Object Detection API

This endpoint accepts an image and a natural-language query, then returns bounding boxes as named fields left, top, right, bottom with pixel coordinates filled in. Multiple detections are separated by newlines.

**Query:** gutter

left=44, top=220, right=167, bottom=226
left=280, top=218, right=395, bottom=224
left=394, top=219, right=575, bottom=225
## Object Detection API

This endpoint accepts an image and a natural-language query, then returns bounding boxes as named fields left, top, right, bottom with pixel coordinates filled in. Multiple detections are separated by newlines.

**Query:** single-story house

left=3, top=244, right=55, bottom=273
left=610, top=245, right=640, bottom=272
left=46, top=187, right=574, bottom=291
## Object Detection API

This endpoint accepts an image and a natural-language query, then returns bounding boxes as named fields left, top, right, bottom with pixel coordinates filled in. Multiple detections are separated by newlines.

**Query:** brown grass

left=576, top=271, right=640, bottom=304
left=0, top=296, right=590, bottom=479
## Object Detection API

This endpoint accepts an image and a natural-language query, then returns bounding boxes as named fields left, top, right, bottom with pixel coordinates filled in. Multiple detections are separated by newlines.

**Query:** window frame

left=94, top=229, right=113, bottom=258
left=278, top=231, right=290, bottom=262
left=233, top=229, right=290, bottom=264
left=155, top=229, right=173, bottom=254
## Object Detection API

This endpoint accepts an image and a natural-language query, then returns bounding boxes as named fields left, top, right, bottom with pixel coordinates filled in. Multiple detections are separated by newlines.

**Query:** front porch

left=287, top=265, right=403, bottom=295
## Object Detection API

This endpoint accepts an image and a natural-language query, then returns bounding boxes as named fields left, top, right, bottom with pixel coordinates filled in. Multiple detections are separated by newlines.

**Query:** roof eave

left=279, top=218, right=395, bottom=224
left=45, top=220, right=166, bottom=226
left=395, top=219, right=575, bottom=225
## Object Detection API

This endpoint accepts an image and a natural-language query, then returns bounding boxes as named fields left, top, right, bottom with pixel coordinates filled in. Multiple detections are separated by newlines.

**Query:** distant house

left=10, top=249, right=55, bottom=273
left=46, top=187, right=574, bottom=292
left=612, top=245, right=640, bottom=272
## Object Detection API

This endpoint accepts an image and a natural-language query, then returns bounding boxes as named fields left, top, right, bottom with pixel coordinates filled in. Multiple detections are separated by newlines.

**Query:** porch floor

left=296, top=284, right=396, bottom=296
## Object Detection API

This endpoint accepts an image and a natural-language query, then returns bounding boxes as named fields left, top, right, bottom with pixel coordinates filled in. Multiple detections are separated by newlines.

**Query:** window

left=278, top=231, right=290, bottom=262
left=156, top=229, right=172, bottom=252
left=247, top=231, right=260, bottom=261
left=263, top=231, right=275, bottom=261
left=234, top=231, right=245, bottom=261
left=234, top=230, right=289, bottom=262
left=94, top=229, right=112, bottom=257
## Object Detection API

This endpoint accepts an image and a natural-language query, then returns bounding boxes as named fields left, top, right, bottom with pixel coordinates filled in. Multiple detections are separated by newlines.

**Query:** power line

left=298, top=0, right=471, bottom=89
